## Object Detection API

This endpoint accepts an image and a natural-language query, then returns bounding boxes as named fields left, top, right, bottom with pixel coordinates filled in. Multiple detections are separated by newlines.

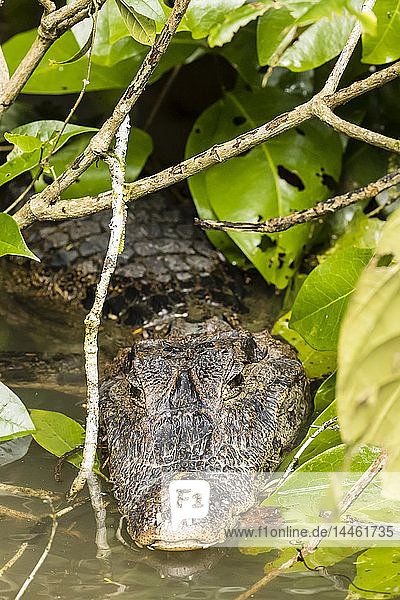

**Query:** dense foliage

left=1, top=0, right=400, bottom=595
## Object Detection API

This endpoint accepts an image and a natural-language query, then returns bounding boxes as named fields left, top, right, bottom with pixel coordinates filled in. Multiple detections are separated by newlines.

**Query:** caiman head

left=100, top=320, right=310, bottom=551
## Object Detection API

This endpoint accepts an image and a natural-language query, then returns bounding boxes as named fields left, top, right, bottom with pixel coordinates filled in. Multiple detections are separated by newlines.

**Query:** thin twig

left=197, top=168, right=400, bottom=233
left=48, top=3, right=98, bottom=158
left=261, top=27, right=297, bottom=88
left=0, top=543, right=28, bottom=578
left=15, top=60, right=400, bottom=229
left=321, top=0, right=376, bottom=95
left=144, top=64, right=181, bottom=131
left=234, top=450, right=388, bottom=600
left=0, top=483, right=59, bottom=501
left=270, top=417, right=339, bottom=492
left=37, top=0, right=56, bottom=13
left=14, top=498, right=58, bottom=600
left=69, top=115, right=131, bottom=499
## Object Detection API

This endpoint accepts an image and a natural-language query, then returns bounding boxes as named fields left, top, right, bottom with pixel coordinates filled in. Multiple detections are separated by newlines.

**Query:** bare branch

left=197, top=168, right=400, bottom=233
left=321, top=0, right=376, bottom=95
left=37, top=0, right=56, bottom=13
left=312, top=98, right=400, bottom=153
left=0, top=0, right=106, bottom=120
left=14, top=60, right=400, bottom=229
left=68, top=116, right=131, bottom=500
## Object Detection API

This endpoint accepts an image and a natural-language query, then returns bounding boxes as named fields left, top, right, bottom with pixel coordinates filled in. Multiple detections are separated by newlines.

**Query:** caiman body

left=100, top=319, right=310, bottom=551
left=1, top=192, right=311, bottom=550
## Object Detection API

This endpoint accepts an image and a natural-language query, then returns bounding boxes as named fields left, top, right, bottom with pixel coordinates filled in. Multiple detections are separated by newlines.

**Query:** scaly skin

left=100, top=319, right=311, bottom=551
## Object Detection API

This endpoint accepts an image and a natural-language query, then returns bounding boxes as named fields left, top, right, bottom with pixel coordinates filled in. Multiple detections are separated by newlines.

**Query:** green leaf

left=3, top=28, right=204, bottom=93
left=0, top=121, right=98, bottom=186
left=116, top=0, right=156, bottom=45
left=122, top=0, right=165, bottom=22
left=290, top=247, right=373, bottom=351
left=0, top=214, right=40, bottom=262
left=208, top=3, right=266, bottom=47
left=4, top=132, right=42, bottom=153
left=57, top=19, right=96, bottom=64
left=279, top=9, right=357, bottom=72
left=186, top=0, right=247, bottom=39
left=314, top=372, right=337, bottom=413
left=0, top=382, right=35, bottom=442
left=351, top=548, right=400, bottom=599
left=337, top=206, right=400, bottom=496
left=257, top=5, right=297, bottom=66
left=362, top=0, right=400, bottom=64
left=30, top=409, right=100, bottom=472
left=279, top=400, right=341, bottom=471
left=323, top=209, right=385, bottom=258
left=272, top=312, right=336, bottom=378
left=186, top=87, right=342, bottom=288
left=35, top=127, right=152, bottom=199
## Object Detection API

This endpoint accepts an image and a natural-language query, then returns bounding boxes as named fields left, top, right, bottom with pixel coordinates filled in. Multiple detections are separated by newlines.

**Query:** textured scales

left=100, top=319, right=311, bottom=550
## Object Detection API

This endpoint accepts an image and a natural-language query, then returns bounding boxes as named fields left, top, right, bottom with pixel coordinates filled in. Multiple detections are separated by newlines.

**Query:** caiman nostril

left=170, top=371, right=198, bottom=408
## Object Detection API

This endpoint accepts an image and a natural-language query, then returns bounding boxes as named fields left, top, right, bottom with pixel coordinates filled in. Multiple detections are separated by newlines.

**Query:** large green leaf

left=34, top=127, right=152, bottom=199
left=351, top=548, right=400, bottom=599
left=116, top=0, right=157, bottom=45
left=257, top=5, right=297, bottom=66
left=208, top=3, right=266, bottom=47
left=279, top=10, right=356, bottom=71
left=123, top=0, right=165, bottom=22
left=0, top=382, right=35, bottom=442
left=362, top=0, right=400, bottom=64
left=0, top=214, right=40, bottom=261
left=257, top=0, right=371, bottom=71
left=314, top=372, right=337, bottom=413
left=322, top=209, right=385, bottom=258
left=290, top=247, right=373, bottom=350
left=0, top=121, right=98, bottom=186
left=272, top=312, right=337, bottom=378
left=337, top=206, right=400, bottom=496
left=186, top=0, right=247, bottom=39
left=2, top=29, right=203, bottom=94
left=186, top=87, right=342, bottom=288
left=30, top=409, right=100, bottom=472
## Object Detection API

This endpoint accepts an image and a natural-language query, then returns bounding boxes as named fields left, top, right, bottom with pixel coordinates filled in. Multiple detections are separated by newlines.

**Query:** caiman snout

left=127, top=474, right=259, bottom=551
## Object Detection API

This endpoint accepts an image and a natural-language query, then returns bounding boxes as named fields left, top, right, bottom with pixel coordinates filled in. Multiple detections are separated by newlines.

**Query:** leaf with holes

left=0, top=382, right=35, bottom=442
left=186, top=87, right=342, bottom=288
left=290, top=247, right=373, bottom=350
left=0, top=214, right=40, bottom=261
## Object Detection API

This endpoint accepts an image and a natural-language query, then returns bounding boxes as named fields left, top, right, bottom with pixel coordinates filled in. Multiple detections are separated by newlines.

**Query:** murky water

left=0, top=290, right=351, bottom=600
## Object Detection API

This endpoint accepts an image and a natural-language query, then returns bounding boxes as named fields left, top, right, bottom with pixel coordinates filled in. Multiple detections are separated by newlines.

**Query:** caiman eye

left=228, top=373, right=244, bottom=388
left=130, top=385, right=143, bottom=399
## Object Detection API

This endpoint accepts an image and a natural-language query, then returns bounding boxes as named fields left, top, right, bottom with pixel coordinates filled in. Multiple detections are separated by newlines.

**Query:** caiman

left=1, top=191, right=311, bottom=551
